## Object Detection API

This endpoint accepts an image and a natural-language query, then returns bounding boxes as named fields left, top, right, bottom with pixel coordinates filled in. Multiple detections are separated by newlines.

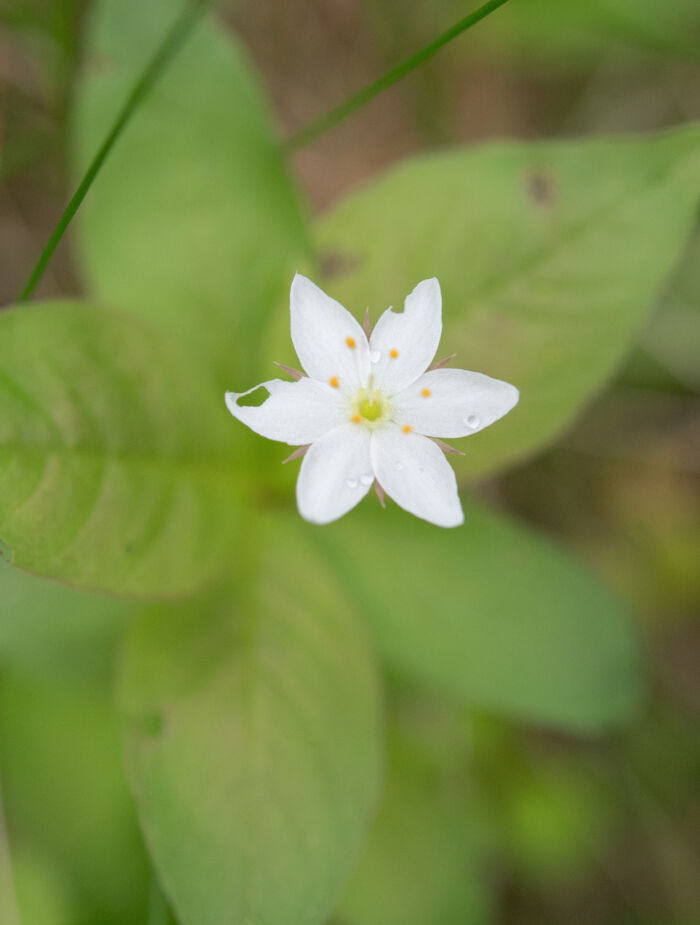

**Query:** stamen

left=351, top=413, right=362, bottom=424
left=346, top=336, right=356, bottom=349
left=329, top=376, right=339, bottom=388
left=421, top=388, right=431, bottom=397
left=402, top=424, right=411, bottom=434
left=389, top=349, right=399, bottom=359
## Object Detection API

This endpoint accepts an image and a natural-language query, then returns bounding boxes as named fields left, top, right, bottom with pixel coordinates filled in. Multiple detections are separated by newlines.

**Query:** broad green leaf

left=0, top=301, right=241, bottom=597
left=75, top=0, right=309, bottom=387
left=0, top=556, right=131, bottom=684
left=119, top=519, right=381, bottom=925
left=340, top=722, right=493, bottom=925
left=0, top=670, right=149, bottom=924
left=307, top=503, right=641, bottom=731
left=315, top=126, right=700, bottom=480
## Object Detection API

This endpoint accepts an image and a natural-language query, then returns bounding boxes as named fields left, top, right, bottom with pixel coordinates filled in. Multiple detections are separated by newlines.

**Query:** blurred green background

left=1, top=1, right=699, bottom=924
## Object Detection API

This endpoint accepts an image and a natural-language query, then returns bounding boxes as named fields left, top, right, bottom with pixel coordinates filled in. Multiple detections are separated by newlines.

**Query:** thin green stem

left=285, top=0, right=512, bottom=151
left=19, top=0, right=211, bottom=302
left=18, top=0, right=511, bottom=301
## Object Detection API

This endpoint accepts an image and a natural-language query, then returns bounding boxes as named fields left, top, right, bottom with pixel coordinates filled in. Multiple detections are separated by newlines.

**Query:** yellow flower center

left=358, top=397, right=382, bottom=421
left=351, top=388, right=391, bottom=427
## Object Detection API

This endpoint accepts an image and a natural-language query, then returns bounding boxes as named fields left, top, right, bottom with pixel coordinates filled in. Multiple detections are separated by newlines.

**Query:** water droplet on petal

left=464, top=414, right=480, bottom=429
left=370, top=349, right=381, bottom=364
left=360, top=473, right=374, bottom=486
left=347, top=478, right=359, bottom=489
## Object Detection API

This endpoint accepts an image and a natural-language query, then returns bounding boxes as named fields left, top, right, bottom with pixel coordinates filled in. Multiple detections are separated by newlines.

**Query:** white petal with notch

left=369, top=278, right=442, bottom=396
left=225, top=378, right=347, bottom=445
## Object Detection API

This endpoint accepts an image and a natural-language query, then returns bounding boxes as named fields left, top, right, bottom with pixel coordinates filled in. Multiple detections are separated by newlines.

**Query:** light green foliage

left=5, top=1, right=700, bottom=921
left=10, top=845, right=80, bottom=925
left=0, top=556, right=131, bottom=683
left=499, top=761, right=612, bottom=886
left=309, top=502, right=640, bottom=731
left=340, top=719, right=493, bottom=925
left=119, top=519, right=381, bottom=925
left=75, top=0, right=309, bottom=387
left=0, top=301, right=241, bottom=596
left=316, top=127, right=700, bottom=479
left=0, top=671, right=149, bottom=924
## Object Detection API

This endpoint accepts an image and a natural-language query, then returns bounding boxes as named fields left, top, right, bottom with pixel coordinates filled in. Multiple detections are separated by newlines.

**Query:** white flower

left=226, top=274, right=518, bottom=527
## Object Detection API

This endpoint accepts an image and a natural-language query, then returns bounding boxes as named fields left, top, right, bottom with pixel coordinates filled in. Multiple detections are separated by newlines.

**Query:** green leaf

left=119, top=518, right=381, bottom=925
left=339, top=718, right=493, bottom=925
left=307, top=503, right=641, bottom=732
left=11, top=844, right=81, bottom=925
left=0, top=556, right=131, bottom=684
left=315, top=126, right=700, bottom=480
left=0, top=300, right=241, bottom=597
left=74, top=0, right=309, bottom=387
left=0, top=671, right=149, bottom=924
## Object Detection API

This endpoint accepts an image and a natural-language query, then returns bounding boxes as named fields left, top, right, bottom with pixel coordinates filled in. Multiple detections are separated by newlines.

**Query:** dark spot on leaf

left=319, top=251, right=362, bottom=280
left=131, top=711, right=166, bottom=739
left=86, top=54, right=115, bottom=76
left=526, top=168, right=558, bottom=208
left=0, top=539, right=13, bottom=564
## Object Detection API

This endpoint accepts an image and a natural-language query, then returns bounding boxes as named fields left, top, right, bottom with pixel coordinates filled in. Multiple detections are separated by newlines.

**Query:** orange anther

left=346, top=336, right=356, bottom=349
left=421, top=388, right=431, bottom=398
left=389, top=349, right=399, bottom=359
left=402, top=424, right=411, bottom=434
left=329, top=376, right=339, bottom=388
left=351, top=413, right=362, bottom=424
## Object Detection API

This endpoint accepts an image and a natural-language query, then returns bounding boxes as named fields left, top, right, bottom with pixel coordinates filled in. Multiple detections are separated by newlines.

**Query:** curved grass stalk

left=18, top=0, right=512, bottom=301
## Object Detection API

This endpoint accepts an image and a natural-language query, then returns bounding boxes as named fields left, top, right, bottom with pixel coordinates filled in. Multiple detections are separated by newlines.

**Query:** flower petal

left=225, top=378, right=347, bottom=445
left=296, top=424, right=373, bottom=524
left=371, top=424, right=463, bottom=528
left=290, top=274, right=370, bottom=394
left=369, top=278, right=442, bottom=396
left=393, top=368, right=519, bottom=439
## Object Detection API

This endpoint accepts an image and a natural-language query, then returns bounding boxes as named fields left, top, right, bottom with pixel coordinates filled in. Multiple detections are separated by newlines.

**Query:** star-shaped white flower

left=226, top=274, right=518, bottom=527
